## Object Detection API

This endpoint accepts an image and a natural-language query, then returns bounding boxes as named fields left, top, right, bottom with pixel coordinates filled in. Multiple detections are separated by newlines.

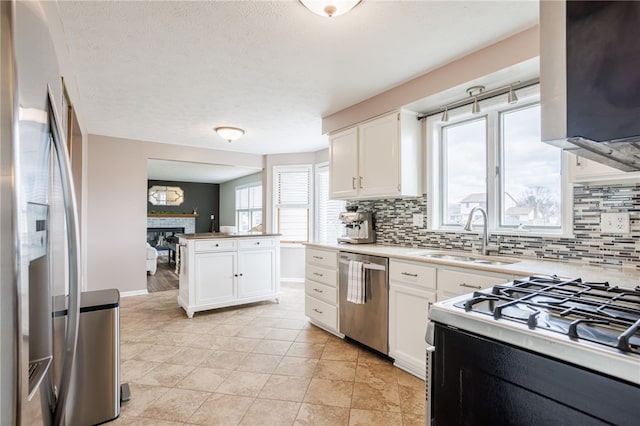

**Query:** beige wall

left=86, top=134, right=263, bottom=293
left=322, top=25, right=540, bottom=134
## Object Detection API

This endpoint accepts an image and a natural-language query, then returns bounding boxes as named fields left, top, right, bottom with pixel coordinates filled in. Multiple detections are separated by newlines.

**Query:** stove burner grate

left=456, top=276, right=640, bottom=354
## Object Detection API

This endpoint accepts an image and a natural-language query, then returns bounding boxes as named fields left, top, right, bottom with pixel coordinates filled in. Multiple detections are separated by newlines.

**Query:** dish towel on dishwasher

left=347, top=260, right=366, bottom=304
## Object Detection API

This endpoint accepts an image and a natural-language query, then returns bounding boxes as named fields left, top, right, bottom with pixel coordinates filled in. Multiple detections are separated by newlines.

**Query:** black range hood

left=540, top=0, right=640, bottom=172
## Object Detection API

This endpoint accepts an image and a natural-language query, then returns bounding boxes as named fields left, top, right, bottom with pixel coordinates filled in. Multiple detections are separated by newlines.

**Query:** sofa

left=146, top=243, right=158, bottom=275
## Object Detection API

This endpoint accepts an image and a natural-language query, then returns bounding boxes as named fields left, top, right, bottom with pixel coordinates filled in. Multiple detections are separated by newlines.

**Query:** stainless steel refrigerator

left=1, top=1, right=82, bottom=424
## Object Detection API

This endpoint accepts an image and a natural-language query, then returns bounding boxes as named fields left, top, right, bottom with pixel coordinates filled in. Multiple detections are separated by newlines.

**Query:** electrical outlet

left=601, top=212, right=630, bottom=234
left=412, top=213, right=424, bottom=227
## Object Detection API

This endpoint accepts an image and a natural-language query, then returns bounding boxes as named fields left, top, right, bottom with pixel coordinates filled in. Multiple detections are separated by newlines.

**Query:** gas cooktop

left=429, top=276, right=640, bottom=386
left=456, top=276, right=640, bottom=354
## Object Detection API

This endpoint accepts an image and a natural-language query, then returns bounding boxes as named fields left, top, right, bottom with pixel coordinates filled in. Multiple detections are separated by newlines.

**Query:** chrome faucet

left=463, top=207, right=499, bottom=255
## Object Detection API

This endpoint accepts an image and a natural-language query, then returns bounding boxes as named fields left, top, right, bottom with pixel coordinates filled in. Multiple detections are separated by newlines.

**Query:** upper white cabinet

left=329, top=110, right=421, bottom=200
left=569, top=154, right=640, bottom=184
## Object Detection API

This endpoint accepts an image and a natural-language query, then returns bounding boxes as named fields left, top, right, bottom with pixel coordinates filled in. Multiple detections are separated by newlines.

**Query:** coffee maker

left=337, top=207, right=376, bottom=244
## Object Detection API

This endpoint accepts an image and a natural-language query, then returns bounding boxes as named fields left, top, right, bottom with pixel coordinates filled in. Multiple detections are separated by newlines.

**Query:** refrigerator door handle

left=47, top=90, right=82, bottom=426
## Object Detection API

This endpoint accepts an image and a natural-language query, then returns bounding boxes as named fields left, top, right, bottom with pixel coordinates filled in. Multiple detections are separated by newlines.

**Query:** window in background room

left=500, top=104, right=561, bottom=230
left=273, top=165, right=312, bottom=243
left=315, top=163, right=345, bottom=243
left=236, top=183, right=262, bottom=233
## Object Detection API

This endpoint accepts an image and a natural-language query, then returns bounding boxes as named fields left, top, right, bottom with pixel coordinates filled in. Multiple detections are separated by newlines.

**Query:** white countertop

left=305, top=242, right=640, bottom=288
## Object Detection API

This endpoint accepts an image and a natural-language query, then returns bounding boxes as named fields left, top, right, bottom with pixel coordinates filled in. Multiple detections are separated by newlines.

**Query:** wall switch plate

left=601, top=212, right=630, bottom=234
left=412, top=213, right=424, bottom=227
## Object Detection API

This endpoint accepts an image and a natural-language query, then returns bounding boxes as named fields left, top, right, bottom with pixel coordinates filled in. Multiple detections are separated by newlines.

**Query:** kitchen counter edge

left=304, top=243, right=640, bottom=287
left=178, top=233, right=281, bottom=240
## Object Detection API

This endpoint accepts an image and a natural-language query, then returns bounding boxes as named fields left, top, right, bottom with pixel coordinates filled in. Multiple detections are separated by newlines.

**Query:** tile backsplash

left=347, top=184, right=639, bottom=269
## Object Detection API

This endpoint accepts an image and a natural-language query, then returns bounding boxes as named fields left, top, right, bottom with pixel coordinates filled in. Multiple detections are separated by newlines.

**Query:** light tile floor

left=115, top=283, right=426, bottom=425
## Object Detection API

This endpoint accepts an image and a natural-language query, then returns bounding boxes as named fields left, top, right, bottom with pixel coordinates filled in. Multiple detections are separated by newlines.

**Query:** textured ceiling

left=58, top=1, right=539, bottom=156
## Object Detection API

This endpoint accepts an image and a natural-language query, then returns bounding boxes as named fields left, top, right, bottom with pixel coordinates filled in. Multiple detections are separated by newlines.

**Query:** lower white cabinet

left=389, top=260, right=436, bottom=379
left=237, top=248, right=276, bottom=298
left=178, top=236, right=280, bottom=318
left=304, top=247, right=340, bottom=335
left=195, top=251, right=236, bottom=306
left=437, top=268, right=512, bottom=301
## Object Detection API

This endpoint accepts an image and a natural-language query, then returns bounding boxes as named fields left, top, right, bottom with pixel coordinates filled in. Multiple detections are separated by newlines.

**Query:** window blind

left=274, top=166, right=311, bottom=242
left=316, top=164, right=344, bottom=243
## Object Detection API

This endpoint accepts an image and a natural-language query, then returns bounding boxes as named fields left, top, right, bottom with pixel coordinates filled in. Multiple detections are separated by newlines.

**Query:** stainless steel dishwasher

left=338, top=252, right=389, bottom=355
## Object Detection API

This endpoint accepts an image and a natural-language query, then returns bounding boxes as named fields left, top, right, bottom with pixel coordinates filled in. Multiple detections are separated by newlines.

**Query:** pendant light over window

left=299, top=0, right=361, bottom=17
left=214, top=126, right=245, bottom=143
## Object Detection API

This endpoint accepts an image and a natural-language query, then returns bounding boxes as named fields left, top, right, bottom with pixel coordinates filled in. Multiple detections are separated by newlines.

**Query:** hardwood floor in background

left=147, top=254, right=179, bottom=293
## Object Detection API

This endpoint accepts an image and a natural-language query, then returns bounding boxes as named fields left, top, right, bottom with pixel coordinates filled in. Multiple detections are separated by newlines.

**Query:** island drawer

left=194, top=239, right=237, bottom=252
left=306, top=248, right=338, bottom=269
left=237, top=238, right=276, bottom=249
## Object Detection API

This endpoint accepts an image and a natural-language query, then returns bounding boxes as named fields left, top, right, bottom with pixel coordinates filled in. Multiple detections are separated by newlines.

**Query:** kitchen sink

left=407, top=251, right=518, bottom=266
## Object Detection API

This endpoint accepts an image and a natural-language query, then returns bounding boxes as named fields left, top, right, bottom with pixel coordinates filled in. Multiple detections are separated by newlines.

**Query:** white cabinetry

left=304, top=247, right=340, bottom=335
left=178, top=236, right=280, bottom=318
left=437, top=268, right=513, bottom=301
left=195, top=250, right=236, bottom=306
left=388, top=261, right=514, bottom=379
left=329, top=110, right=421, bottom=200
left=389, top=260, right=436, bottom=379
left=569, top=154, right=640, bottom=184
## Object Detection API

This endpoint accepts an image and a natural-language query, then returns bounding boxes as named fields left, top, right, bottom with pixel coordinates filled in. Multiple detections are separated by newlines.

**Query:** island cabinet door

left=195, top=251, right=237, bottom=305
left=237, top=249, right=275, bottom=299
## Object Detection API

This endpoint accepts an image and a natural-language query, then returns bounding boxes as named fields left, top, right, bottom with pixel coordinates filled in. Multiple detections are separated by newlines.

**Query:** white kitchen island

left=177, top=233, right=281, bottom=318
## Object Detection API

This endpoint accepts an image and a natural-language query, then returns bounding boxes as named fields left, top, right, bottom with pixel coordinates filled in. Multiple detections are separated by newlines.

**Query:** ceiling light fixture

left=417, top=79, right=532, bottom=122
left=467, top=85, right=485, bottom=114
left=507, top=84, right=519, bottom=104
left=441, top=106, right=449, bottom=122
left=299, top=0, right=362, bottom=17
left=214, top=126, right=245, bottom=143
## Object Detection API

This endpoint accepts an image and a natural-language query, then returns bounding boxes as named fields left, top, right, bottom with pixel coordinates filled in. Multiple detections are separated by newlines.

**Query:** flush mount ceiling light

left=299, top=0, right=362, bottom=17
left=467, top=85, right=485, bottom=114
left=214, top=126, right=245, bottom=143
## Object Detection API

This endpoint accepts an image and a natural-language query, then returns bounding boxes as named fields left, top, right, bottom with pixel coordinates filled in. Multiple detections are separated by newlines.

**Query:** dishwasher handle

left=339, top=258, right=386, bottom=271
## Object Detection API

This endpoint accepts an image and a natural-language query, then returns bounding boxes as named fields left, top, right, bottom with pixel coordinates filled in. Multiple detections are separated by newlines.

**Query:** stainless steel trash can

left=67, top=289, right=121, bottom=425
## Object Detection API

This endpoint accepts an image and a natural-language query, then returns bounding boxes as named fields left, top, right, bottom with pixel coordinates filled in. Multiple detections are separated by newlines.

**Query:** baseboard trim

left=281, top=278, right=304, bottom=284
left=120, top=289, right=149, bottom=298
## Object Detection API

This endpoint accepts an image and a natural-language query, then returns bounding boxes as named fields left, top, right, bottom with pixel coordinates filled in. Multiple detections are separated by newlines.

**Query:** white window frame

left=235, top=182, right=262, bottom=233
left=314, top=162, right=345, bottom=243
left=272, top=164, right=313, bottom=243
left=426, top=84, right=573, bottom=237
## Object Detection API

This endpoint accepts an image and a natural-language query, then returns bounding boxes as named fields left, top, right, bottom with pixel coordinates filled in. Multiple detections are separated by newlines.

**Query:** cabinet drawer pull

left=401, top=272, right=418, bottom=277
left=215, top=243, right=219, bottom=247
left=352, top=177, right=356, bottom=190
left=313, top=308, right=323, bottom=314
left=359, top=176, right=363, bottom=189
left=312, top=255, right=324, bottom=260
left=313, top=272, right=323, bottom=277
left=459, top=283, right=481, bottom=289
left=312, top=288, right=323, bottom=293
left=256, top=241, right=260, bottom=245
